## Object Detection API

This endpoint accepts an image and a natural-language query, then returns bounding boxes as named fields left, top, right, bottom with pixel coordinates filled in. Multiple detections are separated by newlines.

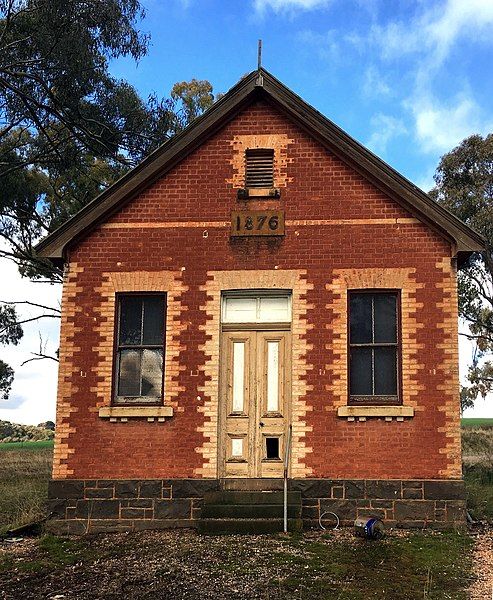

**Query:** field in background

left=0, top=444, right=52, bottom=534
left=0, top=440, right=54, bottom=451
left=462, top=418, right=493, bottom=428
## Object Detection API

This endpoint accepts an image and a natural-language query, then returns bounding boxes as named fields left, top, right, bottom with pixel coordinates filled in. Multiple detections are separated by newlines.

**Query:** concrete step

left=203, top=490, right=301, bottom=505
left=201, top=503, right=301, bottom=519
left=198, top=518, right=303, bottom=535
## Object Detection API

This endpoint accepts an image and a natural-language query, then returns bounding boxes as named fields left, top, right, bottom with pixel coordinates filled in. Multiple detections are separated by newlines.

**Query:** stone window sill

left=237, top=187, right=280, bottom=199
left=99, top=406, right=173, bottom=422
left=337, top=405, right=414, bottom=422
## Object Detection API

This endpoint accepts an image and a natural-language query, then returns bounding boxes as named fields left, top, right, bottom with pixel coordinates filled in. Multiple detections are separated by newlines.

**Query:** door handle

left=259, top=421, right=265, bottom=427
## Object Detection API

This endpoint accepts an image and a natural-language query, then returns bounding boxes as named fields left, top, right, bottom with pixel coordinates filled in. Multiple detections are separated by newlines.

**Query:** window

left=245, top=148, right=274, bottom=188
left=114, top=294, right=166, bottom=404
left=348, top=291, right=400, bottom=405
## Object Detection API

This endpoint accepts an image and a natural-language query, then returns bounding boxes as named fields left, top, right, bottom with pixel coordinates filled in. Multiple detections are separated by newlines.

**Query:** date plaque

left=231, top=210, right=285, bottom=237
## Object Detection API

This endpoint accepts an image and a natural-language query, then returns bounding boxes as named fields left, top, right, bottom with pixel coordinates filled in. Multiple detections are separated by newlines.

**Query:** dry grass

left=0, top=446, right=53, bottom=533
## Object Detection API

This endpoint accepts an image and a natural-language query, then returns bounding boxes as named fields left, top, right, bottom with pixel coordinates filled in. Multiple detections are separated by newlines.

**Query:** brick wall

left=53, top=99, right=461, bottom=482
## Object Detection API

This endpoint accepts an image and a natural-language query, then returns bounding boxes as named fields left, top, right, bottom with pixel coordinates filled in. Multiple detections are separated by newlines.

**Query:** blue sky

left=1, top=0, right=493, bottom=424
left=112, top=0, right=493, bottom=192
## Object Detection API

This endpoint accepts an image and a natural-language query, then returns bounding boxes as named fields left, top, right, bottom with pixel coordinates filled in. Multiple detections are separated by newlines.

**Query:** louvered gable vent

left=245, top=149, right=274, bottom=188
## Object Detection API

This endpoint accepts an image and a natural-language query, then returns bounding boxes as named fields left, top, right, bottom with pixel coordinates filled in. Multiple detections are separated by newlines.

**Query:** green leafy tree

left=0, top=303, right=23, bottom=398
left=430, top=133, right=493, bottom=410
left=0, top=1, right=217, bottom=398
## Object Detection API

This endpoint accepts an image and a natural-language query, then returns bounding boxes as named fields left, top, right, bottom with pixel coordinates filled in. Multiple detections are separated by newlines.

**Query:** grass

left=0, top=440, right=54, bottom=451
left=461, top=418, right=493, bottom=428
left=260, top=531, right=473, bottom=599
left=0, top=534, right=91, bottom=574
left=0, top=444, right=53, bottom=534
left=462, top=425, right=493, bottom=522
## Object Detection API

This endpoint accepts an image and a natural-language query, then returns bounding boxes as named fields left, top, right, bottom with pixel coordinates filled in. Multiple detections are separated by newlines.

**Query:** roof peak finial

left=256, top=39, right=264, bottom=86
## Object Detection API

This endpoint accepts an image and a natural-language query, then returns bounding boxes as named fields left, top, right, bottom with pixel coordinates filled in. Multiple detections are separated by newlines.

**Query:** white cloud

left=297, top=29, right=339, bottom=62
left=373, top=0, right=493, bottom=67
left=366, top=114, right=407, bottom=155
left=254, top=0, right=331, bottom=14
left=407, top=94, right=493, bottom=154
left=362, top=65, right=392, bottom=98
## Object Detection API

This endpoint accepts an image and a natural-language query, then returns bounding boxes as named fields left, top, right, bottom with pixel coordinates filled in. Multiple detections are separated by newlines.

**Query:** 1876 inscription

left=231, top=210, right=285, bottom=237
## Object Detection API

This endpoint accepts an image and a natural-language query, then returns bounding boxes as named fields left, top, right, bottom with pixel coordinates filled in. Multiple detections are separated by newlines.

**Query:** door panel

left=220, top=330, right=290, bottom=478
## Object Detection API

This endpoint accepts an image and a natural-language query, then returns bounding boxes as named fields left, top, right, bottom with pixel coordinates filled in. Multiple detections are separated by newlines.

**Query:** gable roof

left=35, top=68, right=485, bottom=264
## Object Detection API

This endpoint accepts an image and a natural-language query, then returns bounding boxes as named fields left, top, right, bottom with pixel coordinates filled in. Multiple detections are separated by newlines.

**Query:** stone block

left=48, top=480, right=84, bottom=500
left=424, top=481, right=465, bottom=501
left=46, top=499, right=67, bottom=519
left=302, top=506, right=320, bottom=519
left=345, top=480, right=365, bottom=499
left=320, top=499, right=357, bottom=521
left=128, top=499, right=153, bottom=509
left=115, top=481, right=139, bottom=498
left=96, top=480, right=115, bottom=489
left=403, top=488, right=423, bottom=499
left=88, top=520, right=130, bottom=533
left=402, top=480, right=423, bottom=489
left=290, top=479, right=333, bottom=498
left=394, top=500, right=435, bottom=522
left=66, top=507, right=77, bottom=520
left=121, top=508, right=146, bottom=519
left=89, top=500, right=120, bottom=519
left=75, top=500, right=90, bottom=519
left=445, top=501, right=466, bottom=522
left=85, top=488, right=113, bottom=499
left=133, top=519, right=195, bottom=531
left=155, top=499, right=192, bottom=519
left=139, top=480, right=162, bottom=498
left=366, top=480, right=401, bottom=499
left=357, top=508, right=385, bottom=520
left=371, top=500, right=393, bottom=509
left=45, top=520, right=69, bottom=535
left=170, top=480, right=219, bottom=498
left=332, top=486, right=344, bottom=499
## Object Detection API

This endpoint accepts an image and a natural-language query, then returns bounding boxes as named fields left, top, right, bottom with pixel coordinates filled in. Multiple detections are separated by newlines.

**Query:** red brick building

left=37, top=69, right=483, bottom=533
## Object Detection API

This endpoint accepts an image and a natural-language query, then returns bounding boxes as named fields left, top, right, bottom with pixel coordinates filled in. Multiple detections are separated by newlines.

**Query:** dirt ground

left=469, top=528, right=493, bottom=599
left=0, top=527, right=489, bottom=600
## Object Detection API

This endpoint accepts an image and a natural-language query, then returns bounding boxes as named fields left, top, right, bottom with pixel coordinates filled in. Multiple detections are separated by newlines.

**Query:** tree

left=0, top=303, right=22, bottom=398
left=0, top=0, right=178, bottom=280
left=430, top=133, right=493, bottom=410
left=0, top=1, right=217, bottom=399
left=171, top=79, right=215, bottom=129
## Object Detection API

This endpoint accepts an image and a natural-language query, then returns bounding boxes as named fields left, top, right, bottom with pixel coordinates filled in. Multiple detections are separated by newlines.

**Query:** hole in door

left=266, top=437, right=280, bottom=459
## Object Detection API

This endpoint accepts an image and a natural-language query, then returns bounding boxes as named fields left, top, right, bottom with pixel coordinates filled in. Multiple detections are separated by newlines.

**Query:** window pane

left=349, top=294, right=372, bottom=344
left=258, top=296, right=291, bottom=323
left=119, top=297, right=142, bottom=345
left=141, top=349, right=163, bottom=397
left=374, top=347, right=397, bottom=395
left=223, top=297, right=257, bottom=323
left=374, top=294, right=397, bottom=343
left=142, top=296, right=165, bottom=345
left=118, top=349, right=141, bottom=396
left=350, top=347, right=372, bottom=395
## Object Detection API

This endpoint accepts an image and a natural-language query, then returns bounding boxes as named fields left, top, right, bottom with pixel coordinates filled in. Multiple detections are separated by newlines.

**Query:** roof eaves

left=35, top=70, right=261, bottom=259
left=259, top=69, right=485, bottom=253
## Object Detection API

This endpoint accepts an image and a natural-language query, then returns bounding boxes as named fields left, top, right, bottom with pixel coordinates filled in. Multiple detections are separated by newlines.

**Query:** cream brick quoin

left=326, top=268, right=424, bottom=414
